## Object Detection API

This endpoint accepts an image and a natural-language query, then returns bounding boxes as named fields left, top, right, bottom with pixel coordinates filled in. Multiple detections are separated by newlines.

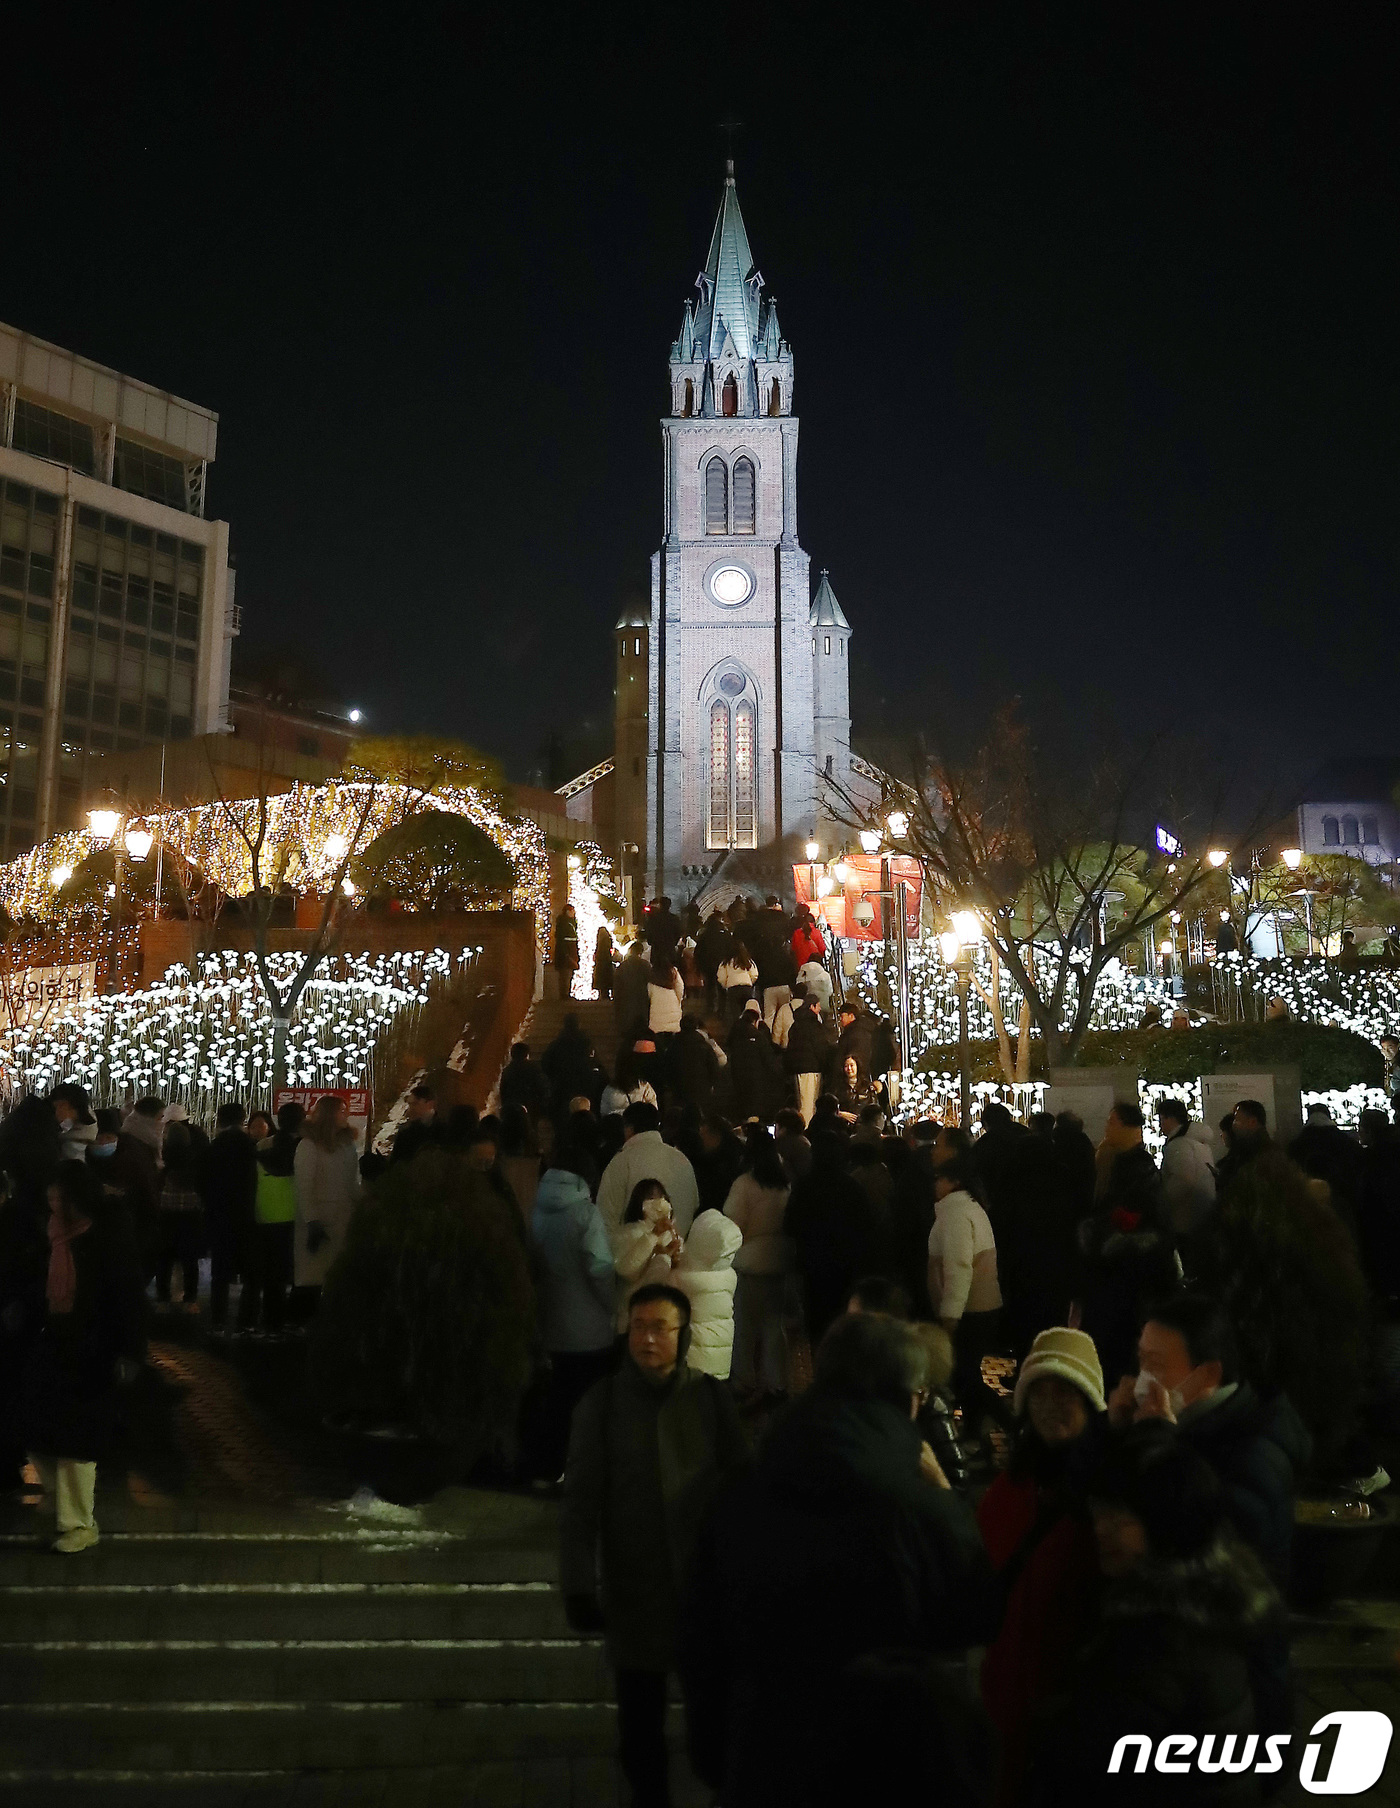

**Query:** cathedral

left=577, top=164, right=855, bottom=907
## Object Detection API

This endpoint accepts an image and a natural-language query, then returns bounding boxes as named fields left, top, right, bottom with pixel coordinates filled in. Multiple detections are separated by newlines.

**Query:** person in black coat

left=541, top=1015, right=602, bottom=1119
left=21, top=1160, right=145, bottom=1552
left=668, top=1017, right=721, bottom=1115
left=642, top=896, right=682, bottom=968
left=695, top=910, right=734, bottom=1012
left=499, top=1044, right=552, bottom=1124
left=1078, top=1105, right=1176, bottom=1391
left=0, top=1168, right=50, bottom=1486
left=682, top=1311, right=996, bottom=1808
left=1357, top=1107, right=1400, bottom=1311
left=200, top=1103, right=260, bottom=1332
left=786, top=1132, right=896, bottom=1344
left=727, top=1008, right=788, bottom=1124
left=1030, top=1424, right=1282, bottom=1807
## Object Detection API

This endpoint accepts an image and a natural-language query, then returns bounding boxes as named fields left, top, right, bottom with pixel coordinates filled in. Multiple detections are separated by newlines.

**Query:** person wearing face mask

left=976, top=1328, right=1108, bottom=1808
left=560, top=1282, right=748, bottom=1808
left=1107, top=1293, right=1310, bottom=1757
left=86, top=1109, right=159, bottom=1279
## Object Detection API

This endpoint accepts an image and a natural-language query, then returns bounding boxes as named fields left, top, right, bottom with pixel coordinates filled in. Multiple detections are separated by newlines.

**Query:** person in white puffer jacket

left=675, top=1209, right=743, bottom=1380
left=610, top=1180, right=683, bottom=1331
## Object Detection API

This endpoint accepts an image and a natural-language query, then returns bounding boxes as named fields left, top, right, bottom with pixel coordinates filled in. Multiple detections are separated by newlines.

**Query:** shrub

left=915, top=1023, right=1382, bottom=1091
left=310, top=1150, right=537, bottom=1461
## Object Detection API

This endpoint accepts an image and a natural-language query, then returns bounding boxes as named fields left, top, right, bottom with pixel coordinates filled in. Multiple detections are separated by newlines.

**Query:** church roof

left=615, top=599, right=649, bottom=630
left=693, top=163, right=762, bottom=363
left=809, top=569, right=849, bottom=629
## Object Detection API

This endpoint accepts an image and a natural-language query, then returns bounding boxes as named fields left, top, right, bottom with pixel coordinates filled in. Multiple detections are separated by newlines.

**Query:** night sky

left=5, top=11, right=1394, bottom=794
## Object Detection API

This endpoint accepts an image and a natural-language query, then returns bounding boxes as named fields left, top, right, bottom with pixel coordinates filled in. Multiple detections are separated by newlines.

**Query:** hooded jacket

left=682, top=1389, right=996, bottom=1807
left=675, top=1208, right=743, bottom=1378
left=1031, top=1535, right=1281, bottom=1806
left=530, top=1167, right=615, bottom=1353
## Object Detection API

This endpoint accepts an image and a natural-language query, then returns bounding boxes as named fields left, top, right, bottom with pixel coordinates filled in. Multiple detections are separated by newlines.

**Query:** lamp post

left=88, top=809, right=151, bottom=994
left=940, top=924, right=973, bottom=1128
left=805, top=838, right=820, bottom=913
left=1282, top=847, right=1314, bottom=953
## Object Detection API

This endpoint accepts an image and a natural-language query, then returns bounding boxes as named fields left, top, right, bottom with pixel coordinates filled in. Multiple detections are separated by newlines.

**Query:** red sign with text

left=272, top=1087, right=372, bottom=1154
left=793, top=854, right=923, bottom=942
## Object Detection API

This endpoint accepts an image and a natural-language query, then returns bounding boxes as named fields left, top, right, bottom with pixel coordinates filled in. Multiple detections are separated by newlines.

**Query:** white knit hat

left=1012, top=1327, right=1106, bottom=1417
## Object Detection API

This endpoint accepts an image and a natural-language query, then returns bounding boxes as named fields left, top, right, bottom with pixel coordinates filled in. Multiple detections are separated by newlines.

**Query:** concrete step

left=0, top=1582, right=570, bottom=1642
left=0, top=1533, right=557, bottom=1588
left=0, top=1699, right=672, bottom=1770
left=0, top=1761, right=624, bottom=1808
left=0, top=1638, right=612, bottom=1704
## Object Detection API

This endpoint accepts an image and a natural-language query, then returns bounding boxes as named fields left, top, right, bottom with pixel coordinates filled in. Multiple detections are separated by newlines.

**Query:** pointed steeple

left=671, top=298, right=696, bottom=362
left=809, top=569, right=850, bottom=629
left=694, top=162, right=762, bottom=362
left=760, top=297, right=782, bottom=358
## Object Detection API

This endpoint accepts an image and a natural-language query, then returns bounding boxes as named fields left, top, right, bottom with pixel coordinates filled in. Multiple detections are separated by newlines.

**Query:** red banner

left=273, top=1087, right=372, bottom=1153
left=793, top=854, right=922, bottom=942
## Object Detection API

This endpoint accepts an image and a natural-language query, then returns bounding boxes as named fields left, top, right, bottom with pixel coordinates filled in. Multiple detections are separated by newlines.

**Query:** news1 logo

left=1108, top=1713, right=1393, bottom=1794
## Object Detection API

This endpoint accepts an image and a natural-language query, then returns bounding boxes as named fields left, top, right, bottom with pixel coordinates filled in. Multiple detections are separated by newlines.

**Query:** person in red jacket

left=789, top=905, right=827, bottom=971
left=976, top=1326, right=1107, bottom=1807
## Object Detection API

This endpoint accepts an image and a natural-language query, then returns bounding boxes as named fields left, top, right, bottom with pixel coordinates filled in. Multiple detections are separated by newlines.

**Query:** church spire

left=694, top=164, right=762, bottom=362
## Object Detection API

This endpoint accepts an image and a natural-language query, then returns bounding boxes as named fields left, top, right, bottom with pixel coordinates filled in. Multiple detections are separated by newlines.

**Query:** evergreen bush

left=310, top=1149, right=537, bottom=1461
left=914, top=1022, right=1382, bottom=1090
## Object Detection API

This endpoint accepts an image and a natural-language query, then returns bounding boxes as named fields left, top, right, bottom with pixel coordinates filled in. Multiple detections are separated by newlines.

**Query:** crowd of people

left=2, top=886, right=1398, bottom=1802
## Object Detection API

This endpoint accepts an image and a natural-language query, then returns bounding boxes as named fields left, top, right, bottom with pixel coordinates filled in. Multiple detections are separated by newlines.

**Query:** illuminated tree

left=351, top=810, right=516, bottom=912
left=832, top=706, right=1264, bottom=1066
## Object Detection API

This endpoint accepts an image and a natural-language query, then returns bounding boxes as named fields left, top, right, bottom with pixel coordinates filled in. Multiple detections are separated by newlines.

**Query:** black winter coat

left=668, top=1024, right=720, bottom=1113
left=199, top=1129, right=259, bottom=1259
left=727, top=1020, right=788, bottom=1122
left=785, top=1007, right=833, bottom=1076
left=611, top=953, right=652, bottom=1040
left=682, top=1391, right=996, bottom=1808
left=1029, top=1536, right=1281, bottom=1806
left=21, top=1215, right=146, bottom=1460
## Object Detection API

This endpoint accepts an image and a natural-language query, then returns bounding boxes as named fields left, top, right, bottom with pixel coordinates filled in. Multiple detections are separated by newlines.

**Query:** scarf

left=46, top=1203, right=92, bottom=1315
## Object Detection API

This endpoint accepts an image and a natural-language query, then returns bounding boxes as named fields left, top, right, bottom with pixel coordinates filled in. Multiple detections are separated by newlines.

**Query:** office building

left=0, top=321, right=236, bottom=855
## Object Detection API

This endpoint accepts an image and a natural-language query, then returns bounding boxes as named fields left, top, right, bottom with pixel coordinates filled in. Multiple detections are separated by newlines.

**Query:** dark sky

left=6, top=10, right=1395, bottom=792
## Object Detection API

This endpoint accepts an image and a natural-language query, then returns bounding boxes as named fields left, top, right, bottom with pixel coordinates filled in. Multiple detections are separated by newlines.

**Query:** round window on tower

left=707, top=563, right=755, bottom=607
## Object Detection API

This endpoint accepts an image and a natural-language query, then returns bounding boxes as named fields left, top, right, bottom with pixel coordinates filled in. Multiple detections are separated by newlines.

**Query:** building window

left=824, top=636, right=831, bottom=654
left=769, top=378, right=781, bottom=417
left=11, top=401, right=96, bottom=476
left=1362, top=816, right=1379, bottom=845
left=1342, top=815, right=1360, bottom=846
left=709, top=700, right=730, bottom=846
left=733, top=699, right=755, bottom=845
left=721, top=372, right=738, bottom=417
left=732, top=458, right=755, bottom=534
left=634, top=636, right=641, bottom=656
left=682, top=379, right=694, bottom=417
left=704, top=459, right=727, bottom=534
left=114, top=439, right=189, bottom=512
left=1322, top=815, right=1339, bottom=846
left=706, top=677, right=758, bottom=851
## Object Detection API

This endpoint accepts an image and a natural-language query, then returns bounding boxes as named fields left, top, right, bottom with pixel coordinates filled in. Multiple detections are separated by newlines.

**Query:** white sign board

left=1199, top=1072, right=1277, bottom=1163
left=0, top=962, right=98, bottom=1032
left=1044, top=1081, right=1119, bottom=1146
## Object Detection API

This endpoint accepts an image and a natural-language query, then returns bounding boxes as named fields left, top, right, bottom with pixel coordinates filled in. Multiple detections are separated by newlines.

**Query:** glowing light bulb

left=1282, top=848, right=1302, bottom=870
left=939, top=930, right=961, bottom=964
left=886, top=810, right=909, bottom=839
left=951, top=910, right=982, bottom=944
left=324, top=833, right=349, bottom=862
left=88, top=809, right=120, bottom=842
left=859, top=829, right=882, bottom=855
left=1208, top=850, right=1229, bottom=868
left=49, top=864, right=72, bottom=888
left=123, top=826, right=153, bottom=861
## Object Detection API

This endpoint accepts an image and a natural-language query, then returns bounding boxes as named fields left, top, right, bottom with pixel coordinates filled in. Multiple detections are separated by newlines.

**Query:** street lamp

left=859, top=828, right=882, bottom=856
left=805, top=838, right=821, bottom=908
left=123, top=825, right=153, bottom=862
left=1208, top=850, right=1229, bottom=868
left=940, top=923, right=974, bottom=1129
left=88, top=807, right=129, bottom=995
left=886, top=810, right=909, bottom=840
left=1282, top=848, right=1302, bottom=871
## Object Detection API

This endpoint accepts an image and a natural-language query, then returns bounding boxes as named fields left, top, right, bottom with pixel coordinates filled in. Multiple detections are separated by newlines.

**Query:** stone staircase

left=522, top=998, right=622, bottom=1086
left=0, top=1510, right=694, bottom=1806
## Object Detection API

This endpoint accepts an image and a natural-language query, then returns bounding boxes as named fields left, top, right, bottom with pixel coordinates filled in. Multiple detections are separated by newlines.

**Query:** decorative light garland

left=566, top=840, right=625, bottom=1001
left=0, top=781, right=552, bottom=957
left=0, top=946, right=479, bottom=1116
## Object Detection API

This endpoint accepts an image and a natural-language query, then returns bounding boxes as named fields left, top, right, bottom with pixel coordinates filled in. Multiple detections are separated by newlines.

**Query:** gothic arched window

left=706, top=671, right=758, bottom=850
left=709, top=700, right=731, bottom=846
left=732, top=458, right=755, bottom=534
left=682, top=378, right=694, bottom=417
left=704, top=459, right=728, bottom=535
left=1322, top=815, right=1340, bottom=845
left=722, top=372, right=738, bottom=417
left=768, top=378, right=781, bottom=416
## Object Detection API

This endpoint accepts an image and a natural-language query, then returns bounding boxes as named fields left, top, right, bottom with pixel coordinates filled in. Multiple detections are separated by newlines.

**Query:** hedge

left=914, top=1023, right=1383, bottom=1092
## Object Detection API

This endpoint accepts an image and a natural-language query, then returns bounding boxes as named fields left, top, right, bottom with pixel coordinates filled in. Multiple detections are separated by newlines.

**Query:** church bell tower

left=615, top=162, right=852, bottom=903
